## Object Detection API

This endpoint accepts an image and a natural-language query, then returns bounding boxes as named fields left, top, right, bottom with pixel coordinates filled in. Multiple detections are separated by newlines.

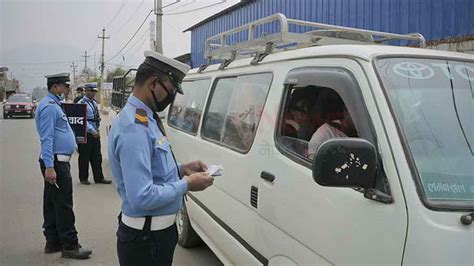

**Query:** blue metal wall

left=190, top=0, right=474, bottom=67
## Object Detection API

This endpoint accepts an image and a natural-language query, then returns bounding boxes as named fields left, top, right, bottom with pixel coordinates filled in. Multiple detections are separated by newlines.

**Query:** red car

left=3, top=94, right=36, bottom=119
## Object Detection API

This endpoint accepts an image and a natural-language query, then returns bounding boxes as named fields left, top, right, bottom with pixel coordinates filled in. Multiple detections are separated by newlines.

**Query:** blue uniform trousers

left=39, top=158, right=79, bottom=249
left=78, top=133, right=105, bottom=182
left=116, top=214, right=178, bottom=266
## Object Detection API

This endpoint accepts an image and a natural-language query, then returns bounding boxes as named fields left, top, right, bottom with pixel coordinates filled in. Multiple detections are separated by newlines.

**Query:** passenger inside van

left=284, top=90, right=312, bottom=139
left=307, top=89, right=357, bottom=160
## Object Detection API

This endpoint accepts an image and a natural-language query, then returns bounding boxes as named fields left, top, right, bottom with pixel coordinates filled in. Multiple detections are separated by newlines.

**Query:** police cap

left=143, top=51, right=191, bottom=94
left=84, top=83, right=98, bottom=91
left=45, top=73, right=70, bottom=86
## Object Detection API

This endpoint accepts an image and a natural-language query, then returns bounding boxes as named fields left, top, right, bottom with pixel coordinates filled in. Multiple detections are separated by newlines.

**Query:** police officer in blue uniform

left=35, top=73, right=92, bottom=259
left=108, top=51, right=214, bottom=266
left=77, top=83, right=111, bottom=185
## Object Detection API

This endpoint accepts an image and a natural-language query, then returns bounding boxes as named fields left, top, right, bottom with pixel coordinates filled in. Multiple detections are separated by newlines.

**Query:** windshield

left=8, top=95, right=32, bottom=103
left=376, top=57, right=473, bottom=208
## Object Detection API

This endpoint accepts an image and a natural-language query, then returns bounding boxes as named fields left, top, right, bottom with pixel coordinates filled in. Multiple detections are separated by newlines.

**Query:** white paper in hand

left=207, top=165, right=224, bottom=176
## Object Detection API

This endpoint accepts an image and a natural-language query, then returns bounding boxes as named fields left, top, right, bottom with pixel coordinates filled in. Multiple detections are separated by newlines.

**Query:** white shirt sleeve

left=308, top=121, right=348, bottom=158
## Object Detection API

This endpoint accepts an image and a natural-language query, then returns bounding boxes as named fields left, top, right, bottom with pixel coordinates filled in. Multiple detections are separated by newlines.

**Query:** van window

left=202, top=73, right=272, bottom=152
left=279, top=86, right=358, bottom=161
left=168, top=79, right=211, bottom=134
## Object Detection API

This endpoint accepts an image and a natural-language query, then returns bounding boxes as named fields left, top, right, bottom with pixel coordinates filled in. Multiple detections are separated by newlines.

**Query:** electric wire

left=105, top=0, right=129, bottom=29
left=124, top=27, right=151, bottom=56
left=106, top=9, right=154, bottom=63
left=110, top=0, right=146, bottom=35
left=165, top=0, right=227, bottom=15
left=166, top=0, right=197, bottom=12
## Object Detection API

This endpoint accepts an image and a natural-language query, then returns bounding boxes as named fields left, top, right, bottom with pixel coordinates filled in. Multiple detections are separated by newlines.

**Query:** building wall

left=190, top=0, right=474, bottom=67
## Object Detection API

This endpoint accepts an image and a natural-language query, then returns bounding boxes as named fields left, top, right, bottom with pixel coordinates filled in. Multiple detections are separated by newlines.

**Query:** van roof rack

left=204, top=13, right=426, bottom=65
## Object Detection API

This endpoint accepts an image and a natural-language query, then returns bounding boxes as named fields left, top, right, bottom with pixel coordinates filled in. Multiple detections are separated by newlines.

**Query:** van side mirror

left=312, top=138, right=377, bottom=189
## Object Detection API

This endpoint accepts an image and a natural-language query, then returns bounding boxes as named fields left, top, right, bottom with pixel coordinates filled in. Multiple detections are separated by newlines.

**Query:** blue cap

left=84, top=83, right=98, bottom=91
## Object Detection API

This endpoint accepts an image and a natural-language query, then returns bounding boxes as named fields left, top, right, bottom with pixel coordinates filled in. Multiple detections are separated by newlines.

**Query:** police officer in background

left=35, top=73, right=92, bottom=259
left=77, top=83, right=111, bottom=185
left=73, top=86, right=84, bottom=103
left=108, top=51, right=214, bottom=265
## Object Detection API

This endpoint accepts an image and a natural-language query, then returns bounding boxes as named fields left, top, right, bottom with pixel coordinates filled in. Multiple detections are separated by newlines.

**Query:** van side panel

left=167, top=58, right=408, bottom=264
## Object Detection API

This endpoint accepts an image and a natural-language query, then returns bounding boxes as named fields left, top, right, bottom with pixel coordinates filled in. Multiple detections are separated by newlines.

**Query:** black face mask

left=151, top=80, right=176, bottom=112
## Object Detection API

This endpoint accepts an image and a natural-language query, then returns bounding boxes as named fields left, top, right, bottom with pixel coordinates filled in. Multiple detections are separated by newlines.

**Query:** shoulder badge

left=135, top=109, right=148, bottom=127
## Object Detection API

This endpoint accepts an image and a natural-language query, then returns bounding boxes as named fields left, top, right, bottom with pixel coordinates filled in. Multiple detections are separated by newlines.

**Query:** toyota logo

left=393, top=62, right=434, bottom=79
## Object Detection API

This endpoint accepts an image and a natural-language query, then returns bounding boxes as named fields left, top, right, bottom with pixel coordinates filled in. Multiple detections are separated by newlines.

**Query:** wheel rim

left=176, top=209, right=184, bottom=235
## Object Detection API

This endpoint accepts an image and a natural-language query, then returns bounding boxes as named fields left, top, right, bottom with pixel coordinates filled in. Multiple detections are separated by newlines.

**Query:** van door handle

left=260, top=171, right=275, bottom=183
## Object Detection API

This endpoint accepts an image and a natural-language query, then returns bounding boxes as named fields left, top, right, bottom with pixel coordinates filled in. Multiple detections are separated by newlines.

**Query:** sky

left=0, top=0, right=240, bottom=91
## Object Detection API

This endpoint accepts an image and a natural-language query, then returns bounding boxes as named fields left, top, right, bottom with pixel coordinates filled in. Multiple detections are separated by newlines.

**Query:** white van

left=165, top=14, right=473, bottom=265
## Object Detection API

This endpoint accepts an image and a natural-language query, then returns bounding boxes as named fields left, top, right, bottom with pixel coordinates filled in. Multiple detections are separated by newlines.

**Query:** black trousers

left=116, top=214, right=178, bottom=266
left=78, top=133, right=105, bottom=182
left=39, top=158, right=79, bottom=249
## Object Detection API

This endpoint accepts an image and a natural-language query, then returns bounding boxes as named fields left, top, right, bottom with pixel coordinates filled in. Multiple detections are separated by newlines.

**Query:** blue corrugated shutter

left=190, top=0, right=474, bottom=67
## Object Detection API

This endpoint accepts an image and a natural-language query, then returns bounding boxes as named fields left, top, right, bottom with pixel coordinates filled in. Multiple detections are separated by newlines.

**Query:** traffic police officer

left=77, top=83, right=111, bottom=185
left=108, top=51, right=214, bottom=266
left=35, top=73, right=92, bottom=259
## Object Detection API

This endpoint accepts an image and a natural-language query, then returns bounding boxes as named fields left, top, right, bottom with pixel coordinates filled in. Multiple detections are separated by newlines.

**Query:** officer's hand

left=44, top=168, right=57, bottom=185
left=184, top=172, right=214, bottom=192
left=181, top=160, right=207, bottom=176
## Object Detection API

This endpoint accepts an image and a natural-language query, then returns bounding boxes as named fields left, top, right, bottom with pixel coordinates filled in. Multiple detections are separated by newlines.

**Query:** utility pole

left=97, top=28, right=109, bottom=107
left=154, top=0, right=163, bottom=53
left=71, top=62, right=77, bottom=85
left=94, top=53, right=97, bottom=75
left=82, top=51, right=90, bottom=71
left=82, top=51, right=90, bottom=81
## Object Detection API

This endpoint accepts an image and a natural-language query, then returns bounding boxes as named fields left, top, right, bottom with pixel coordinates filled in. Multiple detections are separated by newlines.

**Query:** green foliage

left=88, top=75, right=101, bottom=83
left=107, top=67, right=127, bottom=82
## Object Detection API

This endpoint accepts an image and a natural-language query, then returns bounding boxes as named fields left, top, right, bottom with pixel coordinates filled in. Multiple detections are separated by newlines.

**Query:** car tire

left=176, top=202, right=202, bottom=248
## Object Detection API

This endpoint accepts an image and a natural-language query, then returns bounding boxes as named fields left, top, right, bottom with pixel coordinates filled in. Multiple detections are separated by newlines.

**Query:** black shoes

left=45, top=243, right=92, bottom=260
left=44, top=242, right=62, bottom=254
left=95, top=179, right=112, bottom=184
left=81, top=179, right=111, bottom=185
left=61, top=245, right=92, bottom=260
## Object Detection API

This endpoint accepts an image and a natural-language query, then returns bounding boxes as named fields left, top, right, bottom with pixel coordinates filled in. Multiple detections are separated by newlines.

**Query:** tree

left=88, top=75, right=101, bottom=83
left=106, top=67, right=126, bottom=82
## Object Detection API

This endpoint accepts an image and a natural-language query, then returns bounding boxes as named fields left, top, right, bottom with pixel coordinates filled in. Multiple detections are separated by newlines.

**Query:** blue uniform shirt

left=78, top=96, right=99, bottom=134
left=108, top=95, right=188, bottom=217
left=35, top=92, right=76, bottom=168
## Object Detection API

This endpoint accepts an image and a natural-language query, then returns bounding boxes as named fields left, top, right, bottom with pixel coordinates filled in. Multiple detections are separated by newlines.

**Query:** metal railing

left=204, top=13, right=426, bottom=61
